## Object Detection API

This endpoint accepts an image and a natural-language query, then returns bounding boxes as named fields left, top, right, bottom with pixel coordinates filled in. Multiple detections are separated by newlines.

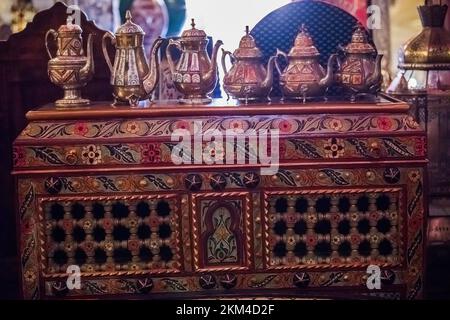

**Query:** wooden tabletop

left=26, top=94, right=410, bottom=121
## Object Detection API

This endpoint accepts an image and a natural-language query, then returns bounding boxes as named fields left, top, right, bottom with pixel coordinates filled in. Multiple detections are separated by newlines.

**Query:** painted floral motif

left=125, top=121, right=140, bottom=134
left=127, top=240, right=140, bottom=251
left=82, top=241, right=94, bottom=254
left=332, top=235, right=341, bottom=245
left=369, top=211, right=379, bottom=222
left=24, top=270, right=36, bottom=283
left=13, top=146, right=26, bottom=167
left=81, top=145, right=102, bottom=165
left=175, top=120, right=191, bottom=131
left=73, top=122, right=89, bottom=136
left=306, top=234, right=318, bottom=246
left=325, top=118, right=344, bottom=132
left=285, top=212, right=296, bottom=224
left=203, top=142, right=225, bottom=163
left=102, top=218, right=114, bottom=232
left=408, top=170, right=421, bottom=183
left=207, top=207, right=238, bottom=264
left=149, top=216, right=160, bottom=228
left=63, top=219, right=73, bottom=232
left=104, top=240, right=114, bottom=252
left=141, top=144, right=161, bottom=163
left=83, top=219, right=93, bottom=230
left=377, top=117, right=393, bottom=131
left=228, top=119, right=246, bottom=132
left=19, top=113, right=425, bottom=145
left=350, top=234, right=361, bottom=245
left=278, top=120, right=293, bottom=133
left=324, top=138, right=345, bottom=158
left=287, top=236, right=296, bottom=247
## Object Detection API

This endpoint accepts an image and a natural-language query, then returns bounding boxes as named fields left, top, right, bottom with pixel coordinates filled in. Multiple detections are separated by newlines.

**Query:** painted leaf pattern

left=97, top=177, right=119, bottom=191
left=320, top=169, right=350, bottom=185
left=276, top=169, right=296, bottom=186
left=290, top=140, right=322, bottom=159
left=30, top=147, right=65, bottom=165
left=105, top=144, right=136, bottom=163
left=382, top=138, right=413, bottom=157
left=144, top=175, right=171, bottom=190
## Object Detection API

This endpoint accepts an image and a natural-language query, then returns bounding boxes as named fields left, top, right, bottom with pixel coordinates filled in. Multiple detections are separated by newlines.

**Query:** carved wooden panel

left=38, top=195, right=182, bottom=276
left=265, top=189, right=403, bottom=269
left=192, top=193, right=252, bottom=272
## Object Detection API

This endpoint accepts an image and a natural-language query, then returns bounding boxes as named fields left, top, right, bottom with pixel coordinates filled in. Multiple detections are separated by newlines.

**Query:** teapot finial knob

left=125, top=10, right=132, bottom=21
left=245, top=25, right=249, bottom=35
left=300, top=23, right=306, bottom=32
left=191, top=18, right=196, bottom=29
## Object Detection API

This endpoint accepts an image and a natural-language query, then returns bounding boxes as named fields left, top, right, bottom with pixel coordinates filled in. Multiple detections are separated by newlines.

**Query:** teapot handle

left=275, top=49, right=288, bottom=76
left=102, top=31, right=116, bottom=73
left=45, top=29, right=58, bottom=59
left=166, top=39, right=182, bottom=75
left=221, top=49, right=235, bottom=75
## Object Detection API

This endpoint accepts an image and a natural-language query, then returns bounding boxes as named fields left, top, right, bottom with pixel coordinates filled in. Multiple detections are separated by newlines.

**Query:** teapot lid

left=288, top=25, right=320, bottom=58
left=233, top=26, right=262, bottom=58
left=181, top=19, right=207, bottom=40
left=115, top=11, right=144, bottom=35
left=58, top=21, right=82, bottom=34
left=343, top=23, right=376, bottom=54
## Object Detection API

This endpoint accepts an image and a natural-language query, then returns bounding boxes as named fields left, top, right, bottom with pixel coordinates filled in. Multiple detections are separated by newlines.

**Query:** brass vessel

left=276, top=25, right=335, bottom=102
left=45, top=22, right=94, bottom=107
left=166, top=19, right=223, bottom=104
left=335, top=23, right=383, bottom=100
left=102, top=11, right=163, bottom=106
left=399, top=4, right=450, bottom=70
left=222, top=26, right=276, bottom=103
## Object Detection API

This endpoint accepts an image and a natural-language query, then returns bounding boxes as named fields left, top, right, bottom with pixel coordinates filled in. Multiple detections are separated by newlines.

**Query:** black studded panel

left=266, top=190, right=402, bottom=267
left=41, top=196, right=181, bottom=274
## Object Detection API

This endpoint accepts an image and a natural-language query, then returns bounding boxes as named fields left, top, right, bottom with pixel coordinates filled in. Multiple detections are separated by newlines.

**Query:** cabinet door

left=191, top=192, right=252, bottom=272
left=38, top=194, right=182, bottom=276
left=264, top=188, right=403, bottom=269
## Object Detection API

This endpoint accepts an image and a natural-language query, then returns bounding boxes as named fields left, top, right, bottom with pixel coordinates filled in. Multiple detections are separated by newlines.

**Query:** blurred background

left=0, top=0, right=426, bottom=76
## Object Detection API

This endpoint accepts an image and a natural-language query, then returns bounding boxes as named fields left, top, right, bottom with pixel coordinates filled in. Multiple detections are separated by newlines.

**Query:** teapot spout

left=143, top=37, right=164, bottom=95
left=367, top=54, right=383, bottom=90
left=203, top=40, right=223, bottom=88
left=319, top=54, right=337, bottom=87
left=261, top=55, right=277, bottom=91
left=79, top=34, right=94, bottom=82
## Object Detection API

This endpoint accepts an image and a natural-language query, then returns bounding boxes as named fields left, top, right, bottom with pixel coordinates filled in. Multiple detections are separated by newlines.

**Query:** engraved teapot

left=102, top=11, right=163, bottom=106
left=275, top=25, right=335, bottom=102
left=335, top=23, right=383, bottom=100
left=222, top=26, right=276, bottom=103
left=45, top=21, right=94, bottom=107
left=166, top=19, right=223, bottom=104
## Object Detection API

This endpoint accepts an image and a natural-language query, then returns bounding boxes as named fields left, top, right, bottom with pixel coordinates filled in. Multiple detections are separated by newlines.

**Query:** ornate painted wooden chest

left=13, top=96, right=427, bottom=299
